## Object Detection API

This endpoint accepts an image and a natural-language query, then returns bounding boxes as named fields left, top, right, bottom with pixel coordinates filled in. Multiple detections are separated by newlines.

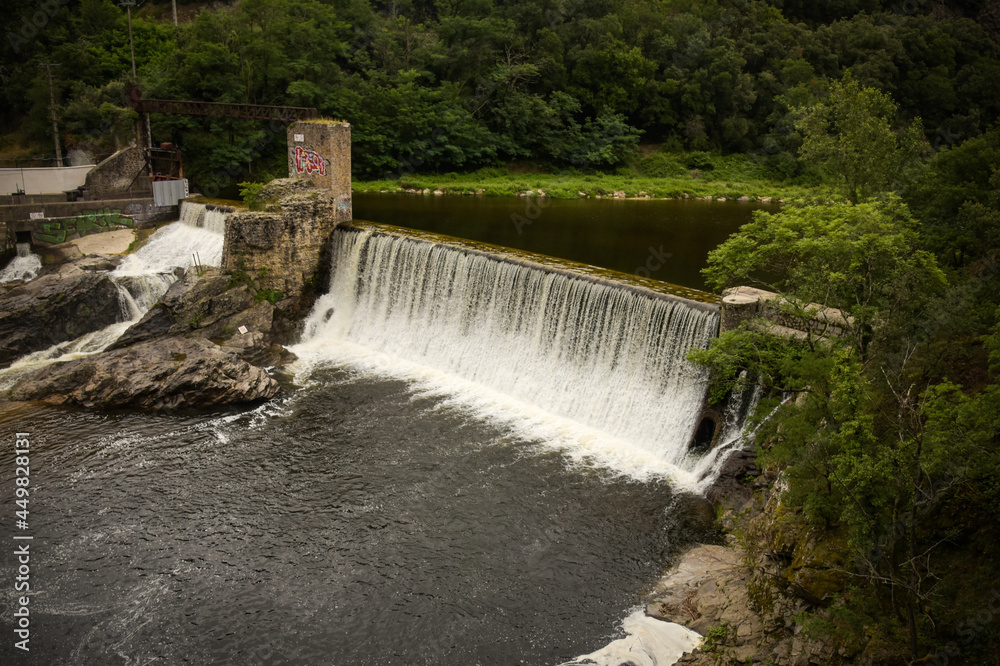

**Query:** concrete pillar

left=719, top=286, right=771, bottom=334
left=287, top=120, right=351, bottom=198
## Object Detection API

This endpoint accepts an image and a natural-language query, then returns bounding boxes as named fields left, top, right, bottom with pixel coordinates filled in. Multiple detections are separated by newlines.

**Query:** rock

left=111, top=269, right=294, bottom=367
left=76, top=254, right=122, bottom=272
left=578, top=191, right=587, bottom=197
left=738, top=195, right=750, bottom=202
left=613, top=190, right=626, bottom=198
left=422, top=188, right=431, bottom=194
left=433, top=189, right=444, bottom=195
left=760, top=196, right=772, bottom=203
left=717, top=196, right=727, bottom=202
left=0, top=269, right=124, bottom=367
left=706, top=448, right=758, bottom=513
left=475, top=188, right=484, bottom=195
left=7, top=337, right=280, bottom=410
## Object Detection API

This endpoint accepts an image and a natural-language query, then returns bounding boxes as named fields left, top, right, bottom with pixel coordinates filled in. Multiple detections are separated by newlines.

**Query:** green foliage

left=239, top=181, right=267, bottom=211
left=905, top=126, right=1000, bottom=267
left=795, top=74, right=928, bottom=202
left=255, top=288, right=284, bottom=305
left=690, top=190, right=1000, bottom=659
left=700, top=623, right=731, bottom=651
left=703, top=198, right=946, bottom=355
left=6, top=0, right=999, bottom=188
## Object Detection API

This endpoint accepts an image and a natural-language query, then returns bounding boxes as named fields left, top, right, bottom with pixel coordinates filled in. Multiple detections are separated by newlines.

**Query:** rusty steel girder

left=135, top=98, right=317, bottom=122
left=126, top=86, right=317, bottom=122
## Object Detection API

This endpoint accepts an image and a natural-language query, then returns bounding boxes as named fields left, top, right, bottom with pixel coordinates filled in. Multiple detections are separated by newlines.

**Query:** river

left=0, top=195, right=764, bottom=665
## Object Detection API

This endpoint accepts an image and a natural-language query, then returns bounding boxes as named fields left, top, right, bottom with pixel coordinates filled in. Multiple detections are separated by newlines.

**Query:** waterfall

left=113, top=209, right=226, bottom=319
left=178, top=199, right=232, bottom=236
left=0, top=243, right=42, bottom=283
left=116, top=201, right=228, bottom=277
left=295, top=225, right=727, bottom=484
left=0, top=213, right=227, bottom=385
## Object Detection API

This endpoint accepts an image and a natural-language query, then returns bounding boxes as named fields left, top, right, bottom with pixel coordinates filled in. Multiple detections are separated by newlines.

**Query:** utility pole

left=119, top=0, right=137, bottom=77
left=172, top=0, right=177, bottom=26
left=39, top=62, right=63, bottom=167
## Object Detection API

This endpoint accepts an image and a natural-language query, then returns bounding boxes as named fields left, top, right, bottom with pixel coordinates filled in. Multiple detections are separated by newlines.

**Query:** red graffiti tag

left=294, top=146, right=327, bottom=176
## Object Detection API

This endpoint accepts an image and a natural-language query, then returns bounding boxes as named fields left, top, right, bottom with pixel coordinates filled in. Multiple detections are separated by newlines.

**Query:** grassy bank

left=352, top=152, right=840, bottom=204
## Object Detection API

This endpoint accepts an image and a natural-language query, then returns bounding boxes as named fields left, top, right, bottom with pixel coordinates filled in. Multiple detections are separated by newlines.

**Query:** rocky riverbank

left=0, top=257, right=127, bottom=366
left=644, top=450, right=861, bottom=666
left=0, top=257, right=311, bottom=410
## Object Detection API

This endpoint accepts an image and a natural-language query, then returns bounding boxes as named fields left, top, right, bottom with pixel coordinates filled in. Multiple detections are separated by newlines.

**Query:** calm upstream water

left=0, top=196, right=762, bottom=664
left=354, top=193, right=778, bottom=290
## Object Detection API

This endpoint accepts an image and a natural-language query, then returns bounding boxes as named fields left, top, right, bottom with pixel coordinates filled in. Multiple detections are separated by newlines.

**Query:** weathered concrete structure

left=221, top=121, right=352, bottom=295
left=719, top=286, right=851, bottom=339
left=221, top=180, right=352, bottom=294
left=286, top=120, right=351, bottom=195
left=84, top=147, right=150, bottom=198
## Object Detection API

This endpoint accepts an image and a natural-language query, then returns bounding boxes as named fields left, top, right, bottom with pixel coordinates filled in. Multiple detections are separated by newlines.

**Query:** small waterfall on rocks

left=0, top=242, right=42, bottom=283
left=0, top=203, right=228, bottom=385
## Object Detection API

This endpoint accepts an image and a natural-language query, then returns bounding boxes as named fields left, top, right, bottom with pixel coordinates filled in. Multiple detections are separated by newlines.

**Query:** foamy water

left=0, top=243, right=42, bottom=283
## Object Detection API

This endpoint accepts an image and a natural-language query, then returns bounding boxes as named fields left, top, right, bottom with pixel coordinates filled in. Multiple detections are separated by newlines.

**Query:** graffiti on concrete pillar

left=294, top=146, right=327, bottom=176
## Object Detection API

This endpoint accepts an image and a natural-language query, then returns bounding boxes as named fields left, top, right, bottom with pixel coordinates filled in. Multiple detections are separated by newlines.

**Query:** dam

left=0, top=121, right=762, bottom=665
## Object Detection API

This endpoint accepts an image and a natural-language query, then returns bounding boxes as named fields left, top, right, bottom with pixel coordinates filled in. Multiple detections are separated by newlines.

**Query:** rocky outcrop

left=221, top=178, right=350, bottom=295
left=8, top=337, right=280, bottom=409
left=644, top=452, right=859, bottom=666
left=110, top=268, right=297, bottom=367
left=0, top=265, right=124, bottom=367
left=646, top=544, right=832, bottom=666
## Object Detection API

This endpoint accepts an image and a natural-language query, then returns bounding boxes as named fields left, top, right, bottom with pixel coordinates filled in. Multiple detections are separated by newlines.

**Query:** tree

left=795, top=74, right=927, bottom=202
left=693, top=198, right=959, bottom=660
left=703, top=198, right=946, bottom=357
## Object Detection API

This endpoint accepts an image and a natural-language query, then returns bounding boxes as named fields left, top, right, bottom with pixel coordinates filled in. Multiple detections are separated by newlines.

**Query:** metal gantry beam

left=126, top=87, right=318, bottom=122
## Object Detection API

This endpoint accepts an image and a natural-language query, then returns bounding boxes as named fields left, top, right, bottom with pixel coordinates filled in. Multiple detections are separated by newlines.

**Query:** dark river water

left=354, top=193, right=777, bottom=290
left=0, top=196, right=762, bottom=664
left=0, top=371, right=713, bottom=665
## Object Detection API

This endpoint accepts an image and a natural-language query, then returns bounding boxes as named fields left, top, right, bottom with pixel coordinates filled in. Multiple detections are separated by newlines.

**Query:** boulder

left=0, top=269, right=124, bottom=367
left=111, top=269, right=294, bottom=367
left=7, top=337, right=280, bottom=410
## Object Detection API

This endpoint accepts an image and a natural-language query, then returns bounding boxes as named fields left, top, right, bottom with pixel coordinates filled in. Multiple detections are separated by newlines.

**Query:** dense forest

left=4, top=0, right=1000, bottom=663
left=2, top=0, right=999, bottom=185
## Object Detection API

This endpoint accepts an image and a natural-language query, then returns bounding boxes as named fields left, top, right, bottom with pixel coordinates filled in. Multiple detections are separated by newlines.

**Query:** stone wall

left=3, top=201, right=174, bottom=244
left=719, top=286, right=851, bottom=339
left=221, top=181, right=351, bottom=294
left=84, top=147, right=147, bottom=198
left=24, top=208, right=136, bottom=246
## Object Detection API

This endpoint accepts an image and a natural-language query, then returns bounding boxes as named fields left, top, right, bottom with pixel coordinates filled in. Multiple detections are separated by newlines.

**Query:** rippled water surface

left=0, top=369, right=712, bottom=665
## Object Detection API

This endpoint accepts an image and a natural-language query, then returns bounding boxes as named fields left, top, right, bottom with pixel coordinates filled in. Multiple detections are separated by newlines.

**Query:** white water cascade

left=113, top=201, right=229, bottom=316
left=0, top=242, right=42, bottom=283
left=0, top=207, right=228, bottom=387
left=294, top=226, right=729, bottom=484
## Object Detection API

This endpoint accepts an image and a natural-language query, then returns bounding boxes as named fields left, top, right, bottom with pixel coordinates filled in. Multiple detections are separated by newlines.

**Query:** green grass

left=353, top=152, right=841, bottom=204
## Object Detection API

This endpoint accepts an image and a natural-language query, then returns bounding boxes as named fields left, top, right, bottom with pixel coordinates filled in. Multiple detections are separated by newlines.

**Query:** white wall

left=0, top=165, right=95, bottom=195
